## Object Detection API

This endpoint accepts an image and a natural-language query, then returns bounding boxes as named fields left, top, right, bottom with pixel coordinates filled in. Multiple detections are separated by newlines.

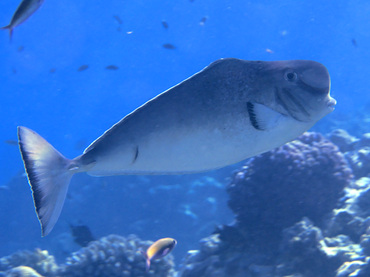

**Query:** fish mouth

left=327, top=97, right=337, bottom=112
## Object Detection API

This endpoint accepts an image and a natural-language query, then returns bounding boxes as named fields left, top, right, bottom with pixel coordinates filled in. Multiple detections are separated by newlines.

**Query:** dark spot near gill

left=132, top=146, right=139, bottom=164
left=247, top=102, right=262, bottom=130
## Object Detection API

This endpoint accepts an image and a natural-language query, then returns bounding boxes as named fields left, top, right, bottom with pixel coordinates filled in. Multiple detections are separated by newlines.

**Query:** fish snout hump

left=299, top=60, right=336, bottom=113
left=270, top=60, right=335, bottom=122
left=299, top=60, right=330, bottom=92
left=299, top=60, right=336, bottom=116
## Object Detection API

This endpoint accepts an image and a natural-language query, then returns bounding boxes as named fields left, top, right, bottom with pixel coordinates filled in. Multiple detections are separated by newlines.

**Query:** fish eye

left=284, top=70, right=298, bottom=82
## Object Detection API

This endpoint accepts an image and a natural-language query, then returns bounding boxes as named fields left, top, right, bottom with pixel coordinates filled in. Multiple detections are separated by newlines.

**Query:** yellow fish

left=142, top=238, right=177, bottom=271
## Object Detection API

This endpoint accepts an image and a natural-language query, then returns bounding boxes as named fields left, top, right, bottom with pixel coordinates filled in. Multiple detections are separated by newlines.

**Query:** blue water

left=0, top=0, right=369, bottom=267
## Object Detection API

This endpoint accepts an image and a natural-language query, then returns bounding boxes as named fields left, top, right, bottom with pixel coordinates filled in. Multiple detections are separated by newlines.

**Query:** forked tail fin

left=0, top=25, right=13, bottom=42
left=17, top=126, right=77, bottom=236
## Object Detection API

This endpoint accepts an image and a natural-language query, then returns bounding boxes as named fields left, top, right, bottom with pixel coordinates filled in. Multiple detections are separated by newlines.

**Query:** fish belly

left=84, top=110, right=309, bottom=176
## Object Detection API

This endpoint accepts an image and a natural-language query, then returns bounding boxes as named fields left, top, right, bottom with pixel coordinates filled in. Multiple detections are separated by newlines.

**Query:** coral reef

left=179, top=218, right=370, bottom=277
left=328, top=130, right=370, bottom=178
left=226, top=132, right=353, bottom=247
left=326, top=177, right=370, bottom=241
left=327, top=129, right=358, bottom=153
left=179, top=232, right=278, bottom=277
left=0, top=249, right=57, bottom=277
left=345, top=146, right=370, bottom=179
left=180, top=130, right=370, bottom=277
left=277, top=218, right=366, bottom=277
left=59, top=234, right=175, bottom=277
left=0, top=235, right=175, bottom=277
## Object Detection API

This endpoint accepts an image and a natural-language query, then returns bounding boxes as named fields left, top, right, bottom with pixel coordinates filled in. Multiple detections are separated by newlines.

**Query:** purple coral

left=226, top=132, right=353, bottom=245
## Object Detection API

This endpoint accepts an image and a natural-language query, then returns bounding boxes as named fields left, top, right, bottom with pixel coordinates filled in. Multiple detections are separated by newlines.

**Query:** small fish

left=200, top=16, right=208, bottom=26
left=4, top=139, right=18, bottom=146
left=113, top=15, right=122, bottom=24
left=77, top=65, right=89, bottom=72
left=70, top=224, right=95, bottom=247
left=49, top=68, right=56, bottom=73
left=351, top=39, right=358, bottom=47
left=1, top=0, right=44, bottom=41
left=17, top=58, right=335, bottom=236
left=142, top=238, right=177, bottom=271
left=162, top=43, right=176, bottom=49
left=0, top=185, right=9, bottom=191
left=105, top=65, right=119, bottom=70
left=265, top=48, right=274, bottom=54
left=17, top=45, right=24, bottom=52
left=161, top=20, right=169, bottom=29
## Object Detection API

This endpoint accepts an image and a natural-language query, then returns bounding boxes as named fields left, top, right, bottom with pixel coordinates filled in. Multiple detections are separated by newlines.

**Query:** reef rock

left=327, top=129, right=359, bottom=153
left=178, top=233, right=275, bottom=277
left=327, top=178, right=370, bottom=241
left=345, top=146, right=370, bottom=178
left=226, top=132, right=353, bottom=247
left=277, top=218, right=365, bottom=277
left=329, top=130, right=370, bottom=179
left=59, top=234, right=175, bottom=277
left=0, top=249, right=57, bottom=277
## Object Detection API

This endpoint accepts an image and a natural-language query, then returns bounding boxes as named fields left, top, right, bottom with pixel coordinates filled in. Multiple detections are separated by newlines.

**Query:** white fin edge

left=17, top=126, right=75, bottom=236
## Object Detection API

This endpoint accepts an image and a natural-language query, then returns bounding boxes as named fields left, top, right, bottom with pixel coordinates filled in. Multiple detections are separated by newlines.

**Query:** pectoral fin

left=247, top=102, right=284, bottom=131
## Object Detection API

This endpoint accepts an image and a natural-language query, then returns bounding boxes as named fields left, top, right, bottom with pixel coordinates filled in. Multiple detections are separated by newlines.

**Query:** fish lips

left=326, top=97, right=337, bottom=112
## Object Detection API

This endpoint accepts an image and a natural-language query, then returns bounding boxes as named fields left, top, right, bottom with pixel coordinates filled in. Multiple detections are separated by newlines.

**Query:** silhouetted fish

left=1, top=0, right=44, bottom=41
left=105, top=65, right=119, bottom=70
left=70, top=224, right=95, bottom=247
left=162, top=20, right=169, bottom=29
left=162, top=43, right=176, bottom=49
left=49, top=68, right=56, bottom=73
left=17, top=58, right=336, bottom=236
left=352, top=39, right=358, bottom=47
left=200, top=17, right=207, bottom=26
left=113, top=15, right=122, bottom=24
left=4, top=139, right=18, bottom=146
left=77, top=65, right=89, bottom=72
